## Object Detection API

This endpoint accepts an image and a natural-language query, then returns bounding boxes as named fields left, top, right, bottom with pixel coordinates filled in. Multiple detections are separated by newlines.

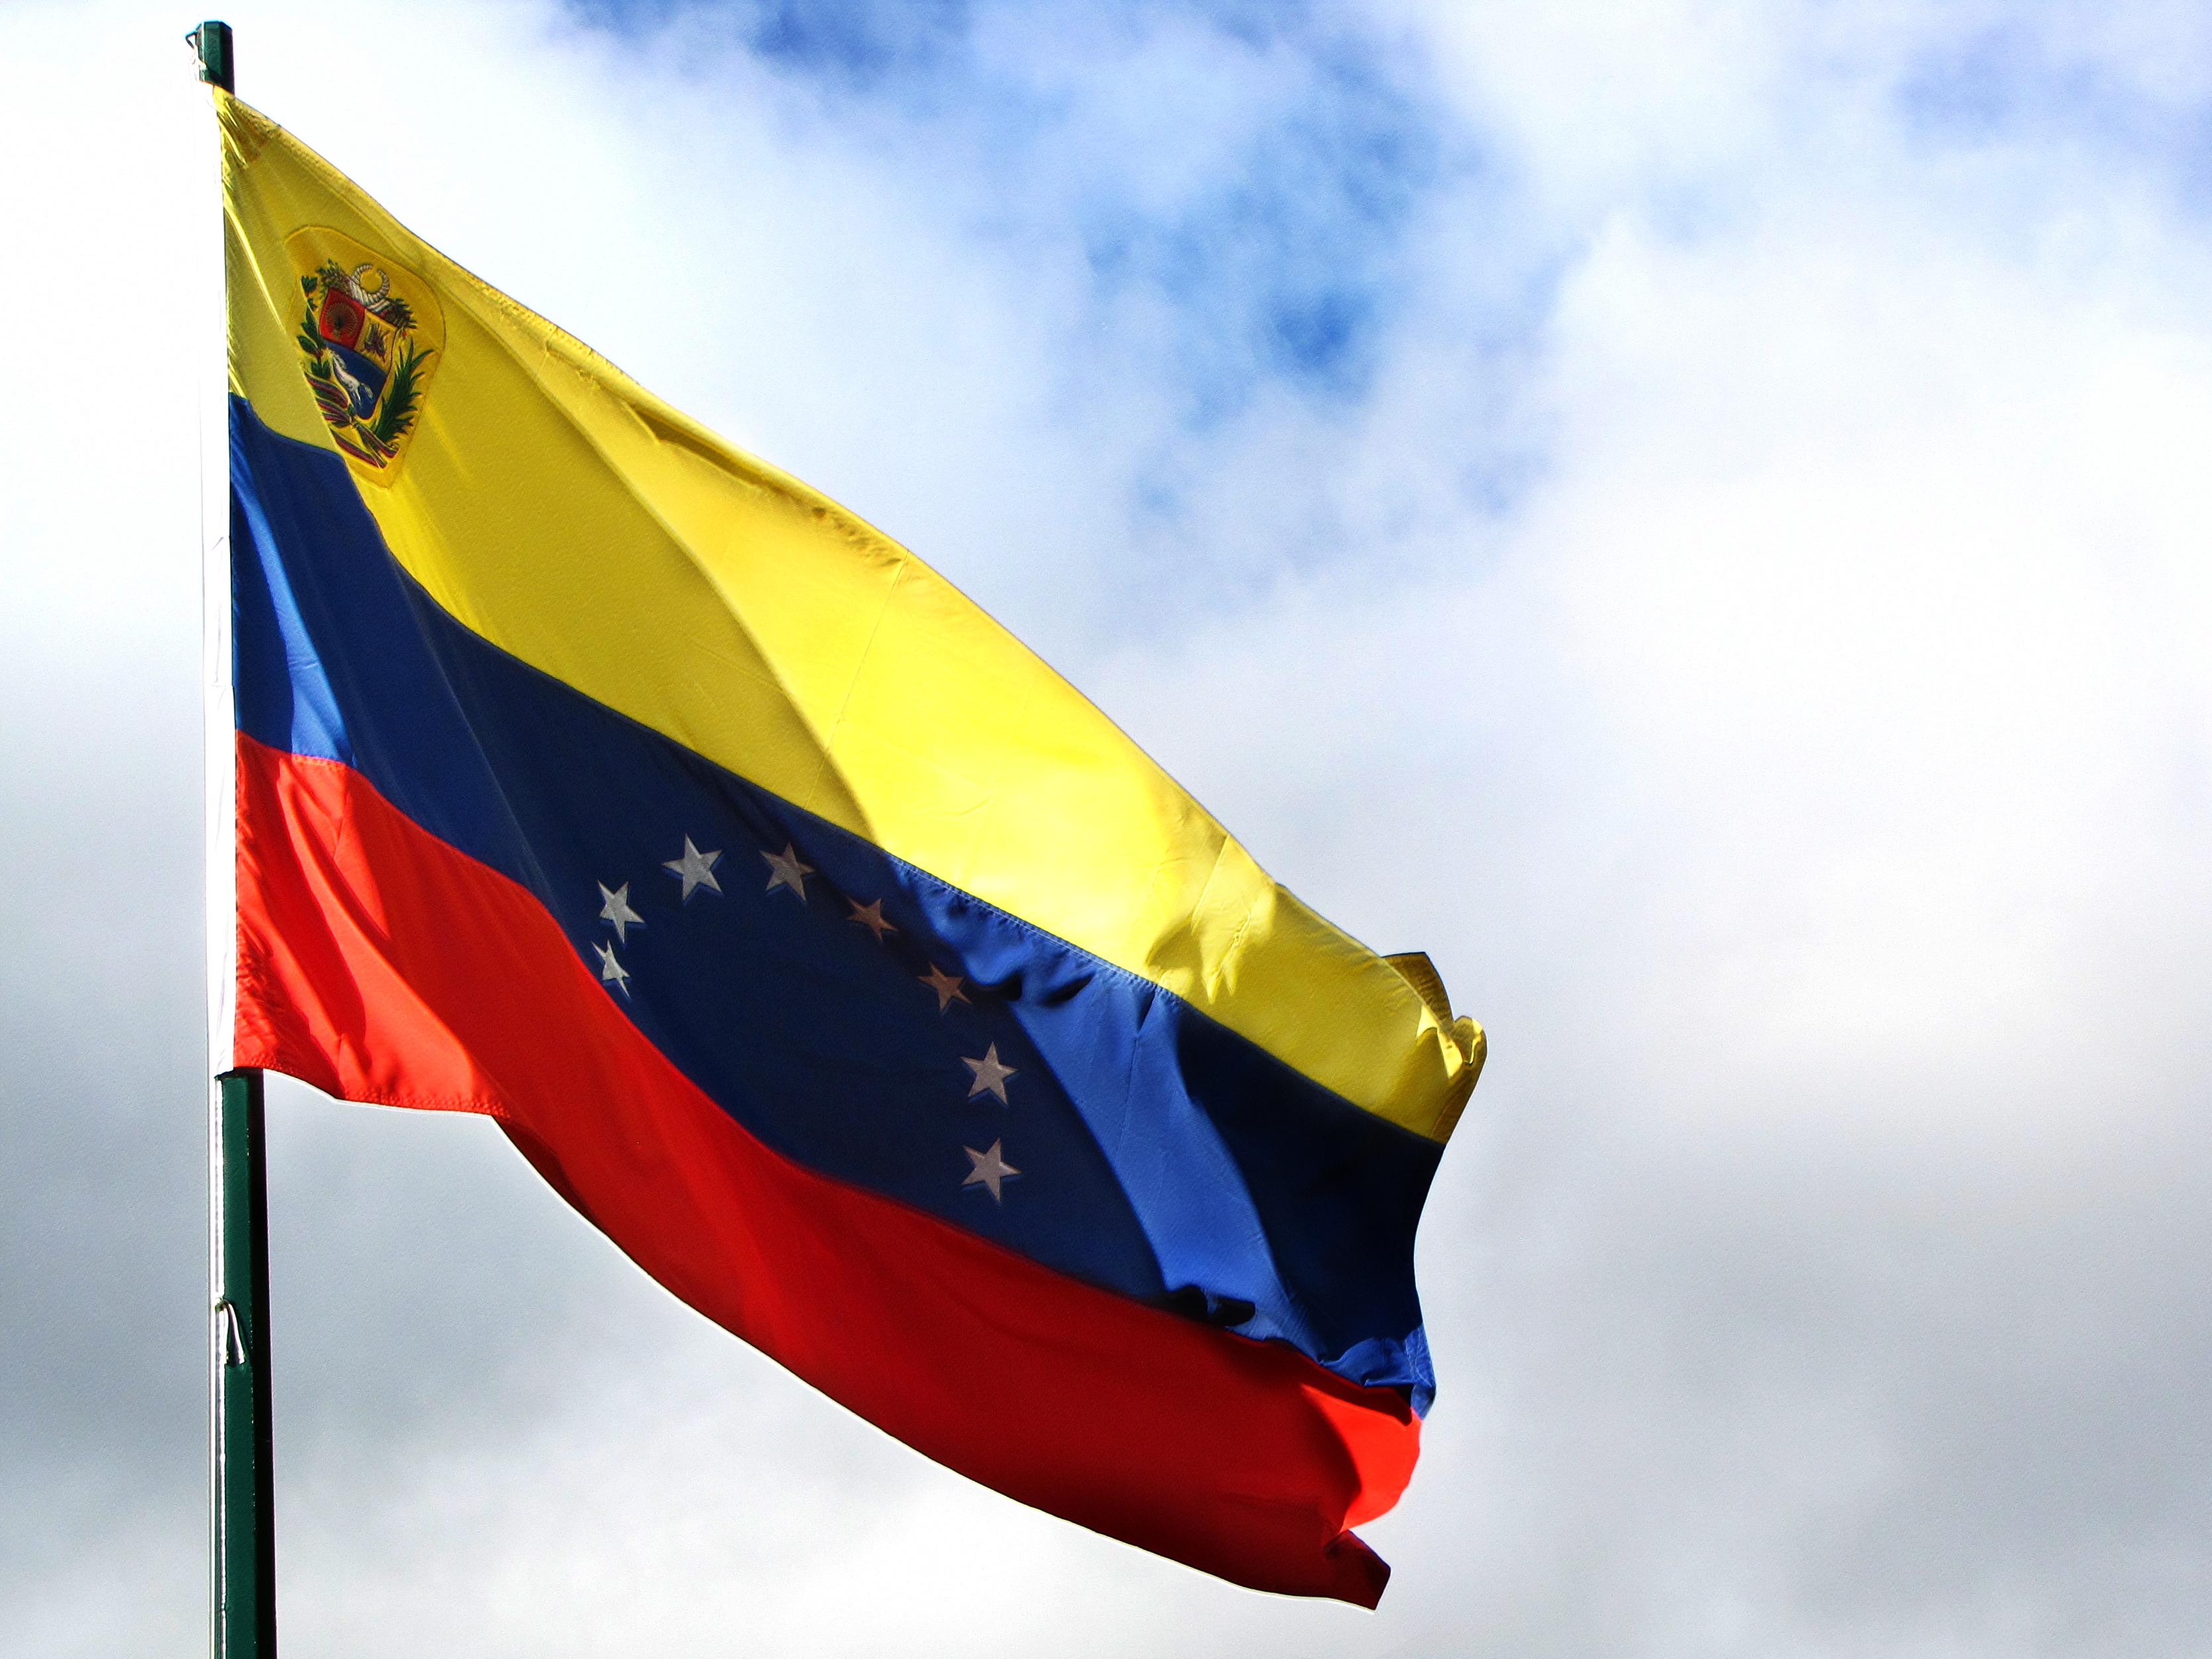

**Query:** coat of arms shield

left=284, top=227, right=445, bottom=481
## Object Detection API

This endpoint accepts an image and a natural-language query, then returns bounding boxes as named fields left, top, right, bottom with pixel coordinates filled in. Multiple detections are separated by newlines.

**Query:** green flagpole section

left=213, top=1069, right=276, bottom=1658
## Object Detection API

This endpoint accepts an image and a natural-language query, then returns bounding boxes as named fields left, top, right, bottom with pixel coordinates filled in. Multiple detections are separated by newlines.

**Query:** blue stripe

left=231, top=398, right=1440, bottom=1406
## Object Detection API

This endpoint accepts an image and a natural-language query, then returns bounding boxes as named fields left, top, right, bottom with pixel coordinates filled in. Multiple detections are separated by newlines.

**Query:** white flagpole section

left=198, top=50, right=236, bottom=1089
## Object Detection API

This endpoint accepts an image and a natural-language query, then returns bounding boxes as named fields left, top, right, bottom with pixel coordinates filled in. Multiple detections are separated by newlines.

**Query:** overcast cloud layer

left=3, top=1, right=2210, bottom=1654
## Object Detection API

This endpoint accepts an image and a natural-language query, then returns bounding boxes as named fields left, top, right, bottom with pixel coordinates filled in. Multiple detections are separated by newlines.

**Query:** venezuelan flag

left=215, top=91, right=1484, bottom=1606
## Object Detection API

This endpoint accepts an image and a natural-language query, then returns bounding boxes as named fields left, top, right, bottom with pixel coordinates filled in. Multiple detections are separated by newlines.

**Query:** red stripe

left=233, top=734, right=1416, bottom=1604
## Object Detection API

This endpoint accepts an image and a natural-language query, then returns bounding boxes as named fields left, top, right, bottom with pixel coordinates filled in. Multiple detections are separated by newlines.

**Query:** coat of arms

left=285, top=227, right=445, bottom=481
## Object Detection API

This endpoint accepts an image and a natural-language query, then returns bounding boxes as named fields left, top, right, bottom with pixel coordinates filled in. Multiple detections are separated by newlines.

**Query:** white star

left=594, top=942, right=631, bottom=998
left=962, top=1139, right=1019, bottom=1202
left=919, top=963, right=969, bottom=1013
left=597, top=882, right=644, bottom=943
left=664, top=836, right=722, bottom=901
left=962, top=1042, right=1017, bottom=1103
left=761, top=842, right=815, bottom=900
left=848, top=897, right=897, bottom=942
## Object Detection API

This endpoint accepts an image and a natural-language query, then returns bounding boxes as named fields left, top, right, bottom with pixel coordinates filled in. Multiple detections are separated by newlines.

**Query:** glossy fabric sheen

left=231, top=399, right=1441, bottom=1396
left=234, top=736, right=1415, bottom=1605
left=219, top=93, right=1484, bottom=1143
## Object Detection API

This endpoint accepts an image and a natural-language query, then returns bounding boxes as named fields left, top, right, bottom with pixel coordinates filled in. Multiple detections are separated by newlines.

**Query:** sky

left=2, top=0, right=2210, bottom=1653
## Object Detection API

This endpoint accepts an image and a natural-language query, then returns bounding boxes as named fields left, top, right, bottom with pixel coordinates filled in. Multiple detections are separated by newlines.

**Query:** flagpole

left=212, top=1069, right=276, bottom=1659
left=192, top=19, right=272, bottom=1658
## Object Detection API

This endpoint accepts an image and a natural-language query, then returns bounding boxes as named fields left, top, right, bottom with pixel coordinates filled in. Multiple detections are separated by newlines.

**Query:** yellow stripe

left=220, top=94, right=1483, bottom=1141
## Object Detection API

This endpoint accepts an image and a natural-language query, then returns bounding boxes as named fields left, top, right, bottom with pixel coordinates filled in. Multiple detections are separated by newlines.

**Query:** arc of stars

left=640, top=825, right=1039, bottom=1203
